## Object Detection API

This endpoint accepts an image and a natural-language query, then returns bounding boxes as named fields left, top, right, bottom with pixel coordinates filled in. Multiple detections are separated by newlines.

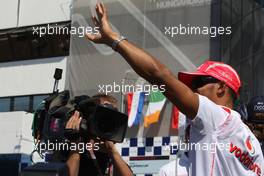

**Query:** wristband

left=111, top=35, right=127, bottom=51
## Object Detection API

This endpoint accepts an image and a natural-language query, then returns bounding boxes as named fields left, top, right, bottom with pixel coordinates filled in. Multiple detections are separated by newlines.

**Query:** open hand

left=85, top=2, right=119, bottom=46
left=97, top=140, right=118, bottom=155
left=66, top=111, right=82, bottom=131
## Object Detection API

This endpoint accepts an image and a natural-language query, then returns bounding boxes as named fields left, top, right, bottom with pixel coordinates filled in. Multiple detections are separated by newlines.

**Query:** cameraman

left=66, top=94, right=133, bottom=176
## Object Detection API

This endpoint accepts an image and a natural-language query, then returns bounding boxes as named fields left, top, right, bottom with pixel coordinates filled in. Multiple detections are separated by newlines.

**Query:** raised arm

left=101, top=141, right=134, bottom=176
left=86, top=3, right=199, bottom=119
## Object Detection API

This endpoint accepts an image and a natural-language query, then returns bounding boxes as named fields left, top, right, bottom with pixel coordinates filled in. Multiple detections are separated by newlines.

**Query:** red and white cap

left=178, top=61, right=241, bottom=96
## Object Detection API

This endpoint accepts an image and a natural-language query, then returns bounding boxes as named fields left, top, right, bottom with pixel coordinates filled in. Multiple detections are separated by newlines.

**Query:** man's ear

left=216, top=82, right=227, bottom=97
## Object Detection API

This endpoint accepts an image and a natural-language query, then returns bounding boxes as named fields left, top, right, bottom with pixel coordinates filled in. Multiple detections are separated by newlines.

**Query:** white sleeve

left=192, top=95, right=230, bottom=132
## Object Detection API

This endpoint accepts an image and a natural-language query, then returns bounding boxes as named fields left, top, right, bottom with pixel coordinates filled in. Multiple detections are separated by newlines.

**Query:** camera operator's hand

left=85, top=2, right=119, bottom=46
left=98, top=141, right=118, bottom=155
left=66, top=111, right=82, bottom=131
left=99, top=141, right=134, bottom=176
left=66, top=111, right=82, bottom=176
left=65, top=111, right=82, bottom=144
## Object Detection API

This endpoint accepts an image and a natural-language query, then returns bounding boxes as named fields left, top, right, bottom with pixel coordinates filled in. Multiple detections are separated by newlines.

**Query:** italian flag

left=144, top=91, right=166, bottom=127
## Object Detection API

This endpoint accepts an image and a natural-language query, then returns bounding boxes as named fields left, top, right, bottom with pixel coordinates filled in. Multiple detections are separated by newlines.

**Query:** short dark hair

left=92, top=93, right=118, bottom=107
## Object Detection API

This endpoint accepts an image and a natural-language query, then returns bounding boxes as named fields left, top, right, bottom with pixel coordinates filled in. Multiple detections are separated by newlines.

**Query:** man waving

left=86, top=2, right=264, bottom=176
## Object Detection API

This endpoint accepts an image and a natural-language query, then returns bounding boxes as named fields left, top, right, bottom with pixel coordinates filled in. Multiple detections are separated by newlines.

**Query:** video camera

left=32, top=90, right=128, bottom=143
left=32, top=69, right=128, bottom=144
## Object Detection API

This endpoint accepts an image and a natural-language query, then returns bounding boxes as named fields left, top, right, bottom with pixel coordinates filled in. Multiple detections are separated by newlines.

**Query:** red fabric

left=127, top=92, right=133, bottom=116
left=178, top=61, right=241, bottom=96
left=171, top=105, right=179, bottom=129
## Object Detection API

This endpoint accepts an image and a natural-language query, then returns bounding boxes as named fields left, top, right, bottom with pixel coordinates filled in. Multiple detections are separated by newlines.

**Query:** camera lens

left=95, top=115, right=118, bottom=138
